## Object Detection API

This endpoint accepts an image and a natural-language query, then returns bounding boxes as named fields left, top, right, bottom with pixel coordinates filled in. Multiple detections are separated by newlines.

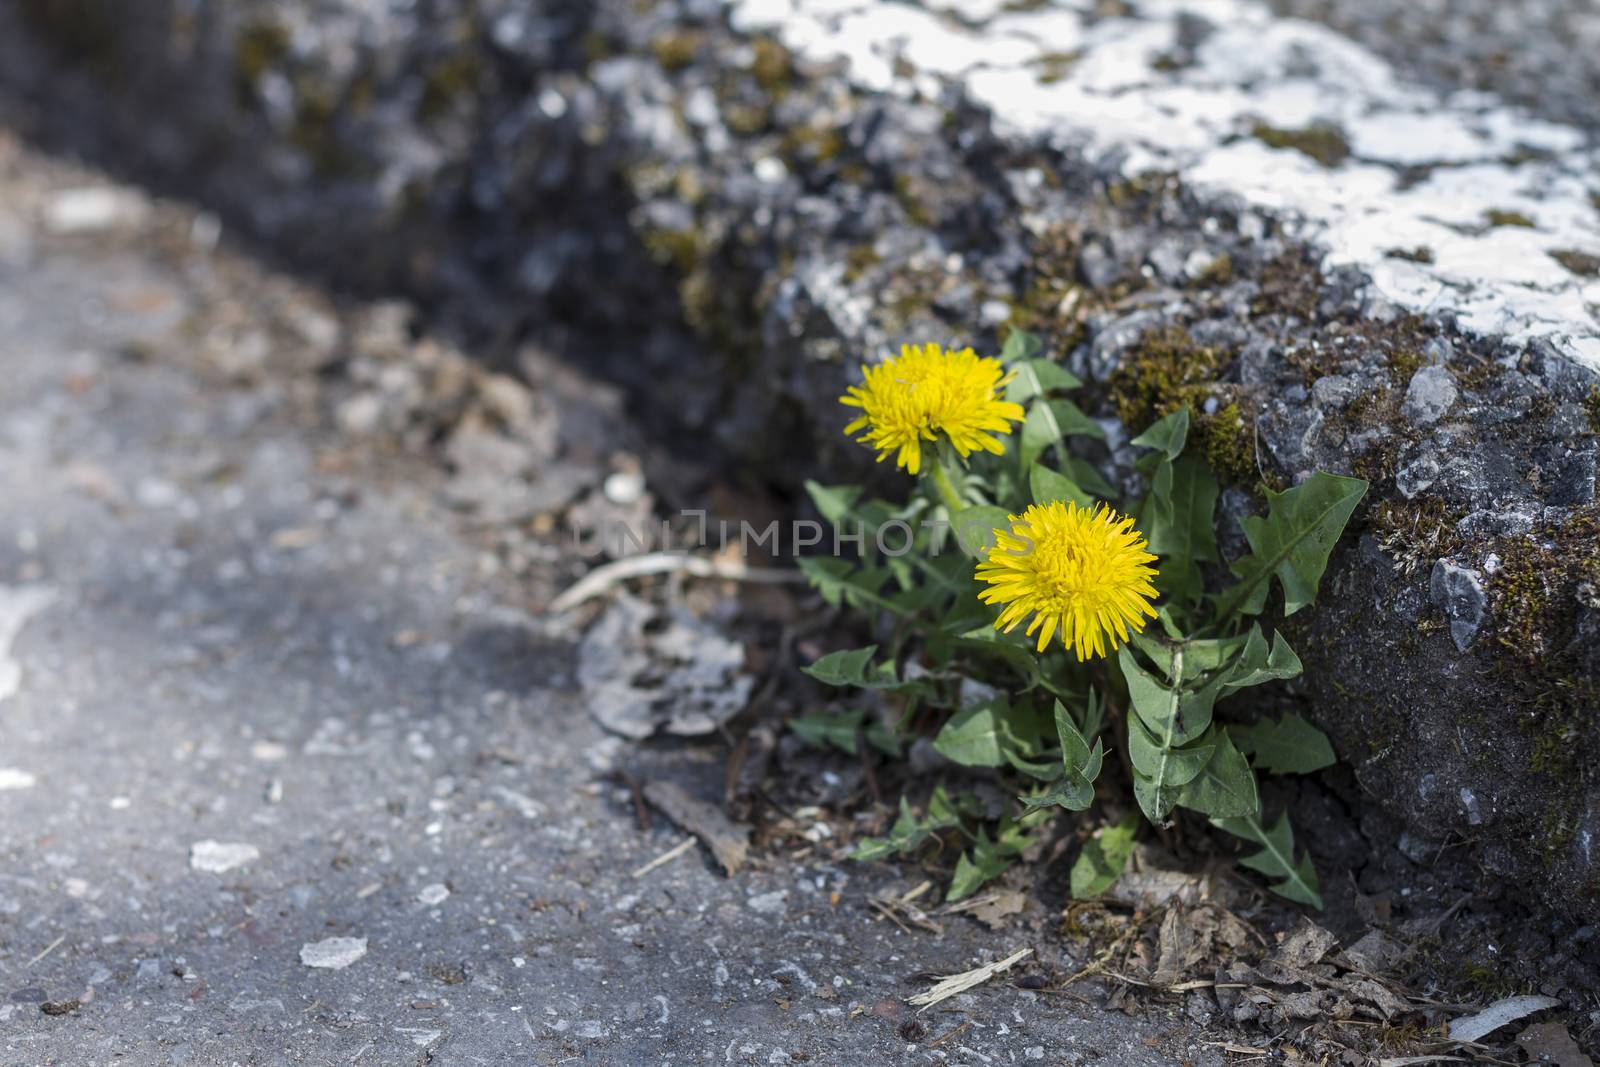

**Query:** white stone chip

left=189, top=840, right=261, bottom=873
left=299, top=937, right=369, bottom=970
left=417, top=883, right=450, bottom=906
left=0, top=768, right=37, bottom=791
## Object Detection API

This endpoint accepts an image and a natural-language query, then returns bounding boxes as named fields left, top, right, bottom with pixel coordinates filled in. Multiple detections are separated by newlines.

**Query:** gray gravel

left=0, top=140, right=1216, bottom=1065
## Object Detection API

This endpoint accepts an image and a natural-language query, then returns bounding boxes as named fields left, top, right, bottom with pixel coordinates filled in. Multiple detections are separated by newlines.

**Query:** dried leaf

left=641, top=780, right=750, bottom=876
left=906, top=948, right=1032, bottom=1012
left=1271, top=919, right=1338, bottom=970
left=1449, top=994, right=1561, bottom=1043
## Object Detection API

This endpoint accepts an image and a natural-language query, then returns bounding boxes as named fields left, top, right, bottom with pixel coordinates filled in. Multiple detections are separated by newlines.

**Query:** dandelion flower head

left=975, top=501, right=1160, bottom=660
left=839, top=343, right=1025, bottom=474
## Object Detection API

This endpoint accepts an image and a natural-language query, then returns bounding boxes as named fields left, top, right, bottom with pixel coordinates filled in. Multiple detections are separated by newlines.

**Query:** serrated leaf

left=852, top=788, right=964, bottom=862
left=1213, top=811, right=1323, bottom=907
left=1222, top=626, right=1304, bottom=689
left=1000, top=327, right=1044, bottom=365
left=801, top=646, right=879, bottom=687
left=1142, top=455, right=1219, bottom=612
left=1232, top=713, right=1335, bottom=774
left=1070, top=812, right=1140, bottom=899
left=804, top=480, right=861, bottom=527
left=1221, top=471, right=1368, bottom=618
left=1131, top=631, right=1251, bottom=684
left=1131, top=407, right=1190, bottom=461
left=1118, top=645, right=1221, bottom=747
left=1029, top=463, right=1095, bottom=509
left=1173, top=730, right=1259, bottom=819
left=953, top=504, right=1013, bottom=558
left=1022, top=700, right=1104, bottom=812
left=1127, top=713, right=1214, bottom=788
left=1006, top=357, right=1083, bottom=402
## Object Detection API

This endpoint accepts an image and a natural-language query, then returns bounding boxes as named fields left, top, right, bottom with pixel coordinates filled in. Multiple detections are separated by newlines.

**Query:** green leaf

left=1221, top=472, right=1368, bottom=618
left=1131, top=631, right=1250, bottom=685
left=797, top=557, right=899, bottom=614
left=1006, top=358, right=1083, bottom=403
left=953, top=504, right=1013, bottom=558
left=1213, top=811, right=1323, bottom=908
left=804, top=480, right=861, bottom=527
left=788, top=708, right=866, bottom=754
left=1223, top=626, right=1303, bottom=690
left=947, top=828, right=1015, bottom=902
left=1030, top=463, right=1095, bottom=509
left=851, top=788, right=964, bottom=862
left=1232, top=713, right=1335, bottom=774
left=933, top=699, right=1009, bottom=767
left=1127, top=713, right=1214, bottom=788
left=1070, top=812, right=1140, bottom=899
left=802, top=646, right=879, bottom=687
left=1118, top=646, right=1221, bottom=747
left=1000, top=327, right=1044, bottom=365
left=1147, top=455, right=1220, bottom=611
left=1131, top=407, right=1190, bottom=461
left=1173, top=730, right=1259, bottom=820
left=1022, top=700, right=1104, bottom=812
left=1019, top=398, right=1105, bottom=469
left=1065, top=457, right=1117, bottom=498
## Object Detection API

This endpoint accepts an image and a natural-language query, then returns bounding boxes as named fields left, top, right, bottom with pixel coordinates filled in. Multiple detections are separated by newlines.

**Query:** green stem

left=927, top=454, right=968, bottom=518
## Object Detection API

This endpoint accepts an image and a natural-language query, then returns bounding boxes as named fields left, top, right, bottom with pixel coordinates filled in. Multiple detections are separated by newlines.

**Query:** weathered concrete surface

left=0, top=139, right=1217, bottom=1066
left=3, top=0, right=1599, bottom=917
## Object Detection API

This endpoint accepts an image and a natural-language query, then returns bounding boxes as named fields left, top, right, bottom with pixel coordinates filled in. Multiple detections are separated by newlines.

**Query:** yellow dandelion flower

left=839, top=343, right=1025, bottom=475
left=975, top=501, right=1160, bottom=660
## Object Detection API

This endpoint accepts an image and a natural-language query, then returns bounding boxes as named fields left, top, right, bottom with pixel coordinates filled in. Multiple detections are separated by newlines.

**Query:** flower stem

left=927, top=454, right=968, bottom=518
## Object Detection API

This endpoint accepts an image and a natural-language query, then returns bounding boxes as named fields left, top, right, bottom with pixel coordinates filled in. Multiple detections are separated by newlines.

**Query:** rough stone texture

left=2, top=0, right=1599, bottom=919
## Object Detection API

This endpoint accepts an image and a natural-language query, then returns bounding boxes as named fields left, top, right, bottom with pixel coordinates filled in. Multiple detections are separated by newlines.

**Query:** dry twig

left=549, top=552, right=804, bottom=612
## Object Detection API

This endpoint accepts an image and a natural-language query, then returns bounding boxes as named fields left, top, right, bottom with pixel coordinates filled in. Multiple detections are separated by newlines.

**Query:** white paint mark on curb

left=728, top=0, right=1600, bottom=369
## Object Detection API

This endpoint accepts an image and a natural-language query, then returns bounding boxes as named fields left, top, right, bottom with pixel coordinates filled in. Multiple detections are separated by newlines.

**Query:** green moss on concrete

left=892, top=175, right=935, bottom=227
left=1105, top=325, right=1222, bottom=430
left=1187, top=253, right=1233, bottom=289
left=1031, top=51, right=1081, bottom=84
left=1199, top=401, right=1257, bottom=485
left=1385, top=346, right=1427, bottom=384
left=1484, top=209, right=1536, bottom=228
left=1551, top=249, right=1600, bottom=278
left=650, top=30, right=702, bottom=72
left=1251, top=246, right=1322, bottom=321
left=749, top=37, right=793, bottom=97
left=1251, top=122, right=1351, bottom=167
left=234, top=16, right=292, bottom=103
left=1385, top=246, right=1435, bottom=264
left=1491, top=509, right=1600, bottom=825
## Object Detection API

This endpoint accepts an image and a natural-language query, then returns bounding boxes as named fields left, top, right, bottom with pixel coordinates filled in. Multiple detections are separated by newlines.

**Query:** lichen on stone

left=1250, top=121, right=1351, bottom=167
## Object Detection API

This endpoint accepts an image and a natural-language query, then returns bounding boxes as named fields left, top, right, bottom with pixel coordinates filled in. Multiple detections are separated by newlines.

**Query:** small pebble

left=189, top=840, right=260, bottom=873
left=417, top=883, right=450, bottom=906
left=299, top=937, right=368, bottom=970
left=0, top=768, right=37, bottom=791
